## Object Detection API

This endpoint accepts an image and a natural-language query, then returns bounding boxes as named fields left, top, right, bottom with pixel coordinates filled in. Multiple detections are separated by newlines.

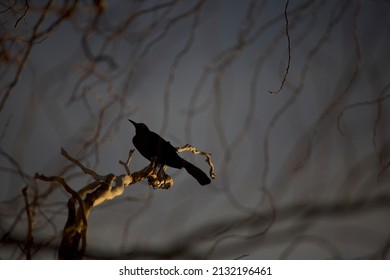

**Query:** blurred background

left=1, top=0, right=390, bottom=259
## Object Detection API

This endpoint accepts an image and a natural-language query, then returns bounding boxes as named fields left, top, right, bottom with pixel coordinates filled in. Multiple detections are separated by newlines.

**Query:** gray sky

left=1, top=0, right=390, bottom=259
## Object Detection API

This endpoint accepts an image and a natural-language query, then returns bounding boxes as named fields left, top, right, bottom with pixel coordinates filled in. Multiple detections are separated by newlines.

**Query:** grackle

left=129, top=119, right=211, bottom=186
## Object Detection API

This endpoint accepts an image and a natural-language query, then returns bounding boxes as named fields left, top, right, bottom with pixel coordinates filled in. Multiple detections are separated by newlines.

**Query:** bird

left=129, top=119, right=211, bottom=186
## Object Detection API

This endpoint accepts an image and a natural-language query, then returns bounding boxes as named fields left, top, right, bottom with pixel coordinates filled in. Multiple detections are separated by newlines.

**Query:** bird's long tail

left=182, top=160, right=211, bottom=186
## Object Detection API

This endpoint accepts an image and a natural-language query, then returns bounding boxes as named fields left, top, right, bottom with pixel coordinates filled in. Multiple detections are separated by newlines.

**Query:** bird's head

left=128, top=119, right=150, bottom=133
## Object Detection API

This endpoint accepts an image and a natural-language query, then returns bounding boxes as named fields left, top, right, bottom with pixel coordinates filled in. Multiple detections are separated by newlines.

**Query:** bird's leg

left=157, top=164, right=165, bottom=176
left=156, top=164, right=173, bottom=189
left=145, top=158, right=173, bottom=189
left=150, top=156, right=158, bottom=170
left=147, top=157, right=159, bottom=189
left=157, top=164, right=167, bottom=187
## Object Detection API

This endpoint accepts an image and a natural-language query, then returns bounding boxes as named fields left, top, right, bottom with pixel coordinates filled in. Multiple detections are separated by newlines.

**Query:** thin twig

left=268, top=0, right=291, bottom=94
left=119, top=148, right=135, bottom=175
left=177, top=144, right=216, bottom=179
left=61, top=148, right=105, bottom=180
left=14, top=0, right=29, bottom=28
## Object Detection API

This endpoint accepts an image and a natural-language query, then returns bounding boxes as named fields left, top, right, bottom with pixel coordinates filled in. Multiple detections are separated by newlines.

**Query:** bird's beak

left=128, top=119, right=137, bottom=127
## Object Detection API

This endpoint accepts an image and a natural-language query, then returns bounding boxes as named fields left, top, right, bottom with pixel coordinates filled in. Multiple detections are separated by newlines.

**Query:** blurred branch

left=337, top=82, right=390, bottom=136
left=21, top=186, right=34, bottom=260
left=88, top=192, right=390, bottom=259
left=0, top=0, right=78, bottom=113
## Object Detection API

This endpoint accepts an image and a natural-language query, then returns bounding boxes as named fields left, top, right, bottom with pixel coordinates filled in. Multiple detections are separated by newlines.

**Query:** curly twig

left=177, top=144, right=216, bottom=180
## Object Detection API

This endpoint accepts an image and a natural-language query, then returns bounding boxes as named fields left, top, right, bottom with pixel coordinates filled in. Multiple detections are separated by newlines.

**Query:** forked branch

left=34, top=145, right=215, bottom=259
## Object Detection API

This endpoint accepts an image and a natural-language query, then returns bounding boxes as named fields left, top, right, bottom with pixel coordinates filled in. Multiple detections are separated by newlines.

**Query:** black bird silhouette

left=129, top=120, right=211, bottom=186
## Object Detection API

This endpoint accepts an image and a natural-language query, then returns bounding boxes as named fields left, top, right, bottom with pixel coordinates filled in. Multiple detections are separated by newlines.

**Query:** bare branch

left=34, top=146, right=202, bottom=258
left=177, top=144, right=216, bottom=180
left=119, top=148, right=135, bottom=175
left=61, top=148, right=105, bottom=181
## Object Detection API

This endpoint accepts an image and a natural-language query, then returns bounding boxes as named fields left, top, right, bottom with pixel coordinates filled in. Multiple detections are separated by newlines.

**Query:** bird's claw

left=147, top=169, right=173, bottom=190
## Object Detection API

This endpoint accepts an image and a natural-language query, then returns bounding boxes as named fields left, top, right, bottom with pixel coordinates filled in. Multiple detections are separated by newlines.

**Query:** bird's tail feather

left=182, top=160, right=211, bottom=186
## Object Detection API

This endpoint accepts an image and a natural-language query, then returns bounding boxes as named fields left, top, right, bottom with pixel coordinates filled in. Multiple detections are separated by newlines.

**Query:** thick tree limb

left=35, top=145, right=215, bottom=259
